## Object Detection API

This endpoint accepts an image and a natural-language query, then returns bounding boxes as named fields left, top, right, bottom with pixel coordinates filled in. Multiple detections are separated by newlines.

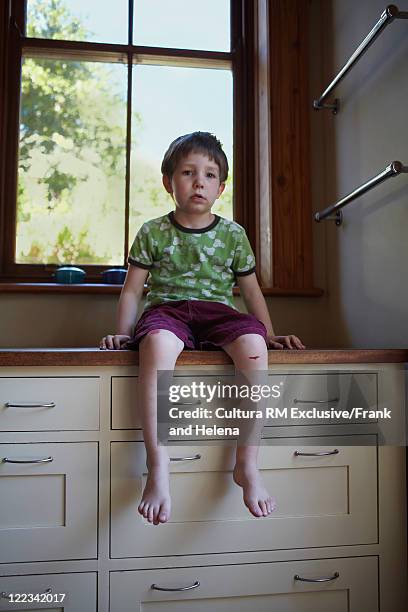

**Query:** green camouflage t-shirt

left=128, top=212, right=256, bottom=310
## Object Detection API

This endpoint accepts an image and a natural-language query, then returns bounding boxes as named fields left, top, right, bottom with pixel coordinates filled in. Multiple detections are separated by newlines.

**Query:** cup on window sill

left=101, top=268, right=127, bottom=284
left=54, top=266, right=86, bottom=284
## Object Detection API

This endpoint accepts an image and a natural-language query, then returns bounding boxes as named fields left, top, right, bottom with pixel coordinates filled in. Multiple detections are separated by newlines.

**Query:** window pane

left=129, top=64, right=233, bottom=241
left=134, top=0, right=230, bottom=51
left=26, top=0, right=128, bottom=44
left=16, top=58, right=127, bottom=266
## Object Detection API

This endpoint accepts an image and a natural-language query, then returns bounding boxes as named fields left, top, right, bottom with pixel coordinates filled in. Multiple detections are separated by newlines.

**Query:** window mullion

left=124, top=49, right=133, bottom=268
left=128, top=0, right=134, bottom=46
left=123, top=0, right=134, bottom=265
left=21, top=36, right=232, bottom=67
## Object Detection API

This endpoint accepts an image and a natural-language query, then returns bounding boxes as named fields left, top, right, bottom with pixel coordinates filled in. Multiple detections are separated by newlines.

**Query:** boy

left=100, top=132, right=304, bottom=525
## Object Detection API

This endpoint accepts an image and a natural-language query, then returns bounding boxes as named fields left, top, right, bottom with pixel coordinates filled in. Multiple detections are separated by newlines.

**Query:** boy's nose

left=193, top=176, right=204, bottom=187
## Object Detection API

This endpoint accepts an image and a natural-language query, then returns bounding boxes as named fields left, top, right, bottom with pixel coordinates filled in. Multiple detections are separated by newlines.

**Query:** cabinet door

left=0, top=378, right=99, bottom=431
left=110, top=438, right=377, bottom=558
left=0, top=443, right=98, bottom=563
left=110, top=556, right=378, bottom=612
left=0, top=572, right=96, bottom=611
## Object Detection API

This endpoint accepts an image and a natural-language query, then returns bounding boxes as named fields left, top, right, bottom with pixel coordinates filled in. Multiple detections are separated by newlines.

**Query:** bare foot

left=138, top=459, right=171, bottom=525
left=233, top=463, right=277, bottom=517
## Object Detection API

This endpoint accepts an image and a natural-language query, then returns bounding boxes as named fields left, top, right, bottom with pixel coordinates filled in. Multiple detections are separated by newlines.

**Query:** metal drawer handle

left=1, top=588, right=52, bottom=599
left=170, top=454, right=201, bottom=462
left=2, top=456, right=54, bottom=464
left=5, top=402, right=56, bottom=408
left=294, top=571, right=339, bottom=583
left=294, top=449, right=339, bottom=457
left=293, top=398, right=339, bottom=404
left=151, top=580, right=200, bottom=592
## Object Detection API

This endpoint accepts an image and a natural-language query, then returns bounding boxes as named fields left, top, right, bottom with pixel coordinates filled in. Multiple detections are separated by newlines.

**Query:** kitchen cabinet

left=0, top=349, right=406, bottom=612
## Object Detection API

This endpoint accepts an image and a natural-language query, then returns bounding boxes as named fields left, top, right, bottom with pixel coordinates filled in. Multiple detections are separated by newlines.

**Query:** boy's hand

left=100, top=334, right=131, bottom=350
left=267, top=335, right=305, bottom=350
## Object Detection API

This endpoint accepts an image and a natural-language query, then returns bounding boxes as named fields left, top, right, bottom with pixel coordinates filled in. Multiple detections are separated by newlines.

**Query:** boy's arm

left=100, top=265, right=149, bottom=350
left=237, top=273, right=305, bottom=350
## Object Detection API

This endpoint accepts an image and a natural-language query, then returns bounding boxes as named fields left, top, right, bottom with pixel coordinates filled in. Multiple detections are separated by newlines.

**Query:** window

left=1, top=0, right=238, bottom=281
left=0, top=0, right=317, bottom=293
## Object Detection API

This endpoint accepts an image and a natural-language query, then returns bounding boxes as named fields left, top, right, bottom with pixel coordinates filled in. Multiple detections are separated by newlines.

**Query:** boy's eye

left=207, top=172, right=216, bottom=178
left=182, top=170, right=192, bottom=175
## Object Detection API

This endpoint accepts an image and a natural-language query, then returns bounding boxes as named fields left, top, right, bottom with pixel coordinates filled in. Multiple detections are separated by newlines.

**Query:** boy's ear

left=162, top=174, right=173, bottom=195
left=217, top=182, right=226, bottom=198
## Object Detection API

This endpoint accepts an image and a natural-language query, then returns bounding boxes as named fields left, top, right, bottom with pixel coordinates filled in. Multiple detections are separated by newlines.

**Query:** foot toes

left=152, top=507, right=159, bottom=525
left=259, top=500, right=268, bottom=517
left=147, top=506, right=154, bottom=523
left=246, top=497, right=262, bottom=517
left=139, top=496, right=170, bottom=525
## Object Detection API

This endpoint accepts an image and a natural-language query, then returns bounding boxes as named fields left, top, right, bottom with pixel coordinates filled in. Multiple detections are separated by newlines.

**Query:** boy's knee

left=231, top=334, right=268, bottom=361
left=241, top=333, right=267, bottom=351
left=141, top=329, right=184, bottom=353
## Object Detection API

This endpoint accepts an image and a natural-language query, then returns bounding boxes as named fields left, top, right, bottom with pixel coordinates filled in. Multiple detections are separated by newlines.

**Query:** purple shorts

left=127, top=300, right=267, bottom=350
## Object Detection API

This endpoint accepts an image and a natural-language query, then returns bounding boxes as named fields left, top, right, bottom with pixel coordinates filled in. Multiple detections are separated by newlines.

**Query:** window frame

left=0, top=0, right=251, bottom=283
left=0, top=0, right=319, bottom=295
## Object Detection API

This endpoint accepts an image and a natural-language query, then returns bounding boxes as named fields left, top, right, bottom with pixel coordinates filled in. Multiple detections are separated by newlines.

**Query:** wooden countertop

left=0, top=348, right=407, bottom=367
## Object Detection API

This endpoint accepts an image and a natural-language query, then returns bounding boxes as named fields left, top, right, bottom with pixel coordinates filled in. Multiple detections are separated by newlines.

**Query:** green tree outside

left=17, top=0, right=233, bottom=267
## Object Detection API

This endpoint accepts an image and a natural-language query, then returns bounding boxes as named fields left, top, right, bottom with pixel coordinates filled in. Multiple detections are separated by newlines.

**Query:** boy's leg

left=223, top=333, right=276, bottom=518
left=137, top=329, right=184, bottom=525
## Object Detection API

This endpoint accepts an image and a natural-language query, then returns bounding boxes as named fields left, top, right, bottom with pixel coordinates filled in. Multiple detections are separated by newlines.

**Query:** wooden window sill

left=0, top=282, right=324, bottom=297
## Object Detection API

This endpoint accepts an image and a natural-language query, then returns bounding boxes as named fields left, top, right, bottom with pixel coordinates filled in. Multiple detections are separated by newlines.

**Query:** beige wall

left=0, top=293, right=330, bottom=349
left=315, top=0, right=408, bottom=347
left=2, top=0, right=406, bottom=350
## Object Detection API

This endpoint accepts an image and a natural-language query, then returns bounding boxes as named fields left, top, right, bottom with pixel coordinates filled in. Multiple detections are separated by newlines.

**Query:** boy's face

left=162, top=151, right=225, bottom=215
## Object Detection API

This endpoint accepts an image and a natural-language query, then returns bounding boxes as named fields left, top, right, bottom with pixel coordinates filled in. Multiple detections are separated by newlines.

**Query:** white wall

left=314, top=0, right=408, bottom=347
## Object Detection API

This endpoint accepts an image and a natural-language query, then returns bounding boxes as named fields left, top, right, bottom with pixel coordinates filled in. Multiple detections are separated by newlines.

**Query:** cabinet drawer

left=0, top=443, right=98, bottom=563
left=276, top=372, right=377, bottom=425
left=0, top=572, right=96, bottom=611
left=110, top=437, right=377, bottom=558
left=110, top=556, right=378, bottom=612
left=0, top=378, right=100, bottom=431
left=112, top=374, right=235, bottom=430
left=111, top=373, right=377, bottom=431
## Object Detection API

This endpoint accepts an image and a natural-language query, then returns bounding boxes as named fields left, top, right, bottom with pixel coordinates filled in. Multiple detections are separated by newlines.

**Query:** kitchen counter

left=0, top=348, right=407, bottom=366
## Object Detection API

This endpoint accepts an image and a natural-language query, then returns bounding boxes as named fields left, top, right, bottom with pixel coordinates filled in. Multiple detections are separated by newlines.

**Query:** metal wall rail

left=315, top=161, right=408, bottom=225
left=314, top=4, right=408, bottom=113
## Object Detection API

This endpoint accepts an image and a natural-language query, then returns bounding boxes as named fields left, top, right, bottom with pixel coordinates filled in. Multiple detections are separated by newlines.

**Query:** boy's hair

left=161, top=132, right=229, bottom=183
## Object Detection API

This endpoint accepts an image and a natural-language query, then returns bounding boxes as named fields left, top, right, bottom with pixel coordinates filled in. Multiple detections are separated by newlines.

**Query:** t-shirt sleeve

left=232, top=228, right=256, bottom=276
left=127, top=224, right=154, bottom=269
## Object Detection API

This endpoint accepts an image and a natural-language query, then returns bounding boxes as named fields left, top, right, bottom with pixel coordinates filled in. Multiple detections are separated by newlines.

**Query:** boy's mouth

left=191, top=193, right=206, bottom=201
